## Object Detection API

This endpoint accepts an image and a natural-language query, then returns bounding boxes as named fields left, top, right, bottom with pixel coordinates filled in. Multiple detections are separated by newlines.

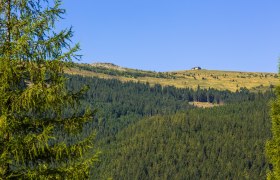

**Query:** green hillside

left=93, top=99, right=271, bottom=179
left=66, top=63, right=278, bottom=92
left=64, top=74, right=274, bottom=179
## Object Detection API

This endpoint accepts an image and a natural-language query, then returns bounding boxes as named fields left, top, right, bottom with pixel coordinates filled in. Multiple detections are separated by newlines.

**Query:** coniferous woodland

left=65, top=74, right=274, bottom=179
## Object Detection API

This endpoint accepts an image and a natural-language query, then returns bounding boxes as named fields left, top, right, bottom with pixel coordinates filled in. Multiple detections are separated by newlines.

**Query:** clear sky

left=58, top=1, right=280, bottom=72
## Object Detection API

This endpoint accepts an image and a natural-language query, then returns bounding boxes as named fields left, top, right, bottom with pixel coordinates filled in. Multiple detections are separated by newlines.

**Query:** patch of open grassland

left=65, top=66, right=279, bottom=92
left=189, top=101, right=223, bottom=108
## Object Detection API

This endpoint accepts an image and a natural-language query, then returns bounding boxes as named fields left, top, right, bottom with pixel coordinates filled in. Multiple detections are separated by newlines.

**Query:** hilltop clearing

left=65, top=63, right=278, bottom=92
left=90, top=62, right=127, bottom=71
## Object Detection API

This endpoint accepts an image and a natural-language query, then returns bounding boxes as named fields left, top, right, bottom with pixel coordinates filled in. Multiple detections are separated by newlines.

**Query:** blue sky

left=58, top=1, right=280, bottom=72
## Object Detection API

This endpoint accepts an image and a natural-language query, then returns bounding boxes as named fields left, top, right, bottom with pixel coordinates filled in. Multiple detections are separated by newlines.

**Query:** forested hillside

left=94, top=100, right=271, bottom=179
left=65, top=74, right=273, bottom=179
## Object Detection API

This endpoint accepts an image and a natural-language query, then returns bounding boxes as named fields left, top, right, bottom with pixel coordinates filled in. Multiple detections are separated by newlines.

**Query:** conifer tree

left=266, top=76, right=280, bottom=179
left=0, top=0, right=99, bottom=179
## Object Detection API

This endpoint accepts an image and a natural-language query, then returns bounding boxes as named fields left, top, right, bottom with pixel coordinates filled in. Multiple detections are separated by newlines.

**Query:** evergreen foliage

left=65, top=75, right=273, bottom=179
left=94, top=100, right=271, bottom=179
left=266, top=85, right=280, bottom=179
left=0, top=0, right=98, bottom=179
left=66, top=75, right=265, bottom=141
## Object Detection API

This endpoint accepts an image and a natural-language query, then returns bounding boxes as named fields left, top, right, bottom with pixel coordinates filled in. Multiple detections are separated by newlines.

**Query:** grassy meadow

left=65, top=63, right=279, bottom=92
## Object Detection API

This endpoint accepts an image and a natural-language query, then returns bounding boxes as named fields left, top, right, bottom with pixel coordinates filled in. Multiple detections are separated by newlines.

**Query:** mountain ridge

left=87, top=62, right=277, bottom=74
left=66, top=62, right=278, bottom=92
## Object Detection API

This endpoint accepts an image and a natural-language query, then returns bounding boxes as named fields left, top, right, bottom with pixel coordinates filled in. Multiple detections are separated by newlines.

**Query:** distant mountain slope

left=65, top=63, right=278, bottom=92
left=90, top=62, right=127, bottom=71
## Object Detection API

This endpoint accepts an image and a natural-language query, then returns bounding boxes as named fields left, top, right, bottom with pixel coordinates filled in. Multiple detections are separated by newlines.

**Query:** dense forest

left=65, top=74, right=273, bottom=179
left=94, top=101, right=270, bottom=179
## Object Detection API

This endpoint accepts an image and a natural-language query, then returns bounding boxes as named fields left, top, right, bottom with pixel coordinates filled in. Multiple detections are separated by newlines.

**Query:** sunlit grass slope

left=65, top=63, right=278, bottom=92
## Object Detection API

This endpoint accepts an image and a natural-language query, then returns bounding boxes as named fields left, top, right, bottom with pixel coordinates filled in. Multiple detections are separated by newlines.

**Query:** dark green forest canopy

left=94, top=101, right=270, bottom=179
left=65, top=74, right=273, bottom=179
left=66, top=75, right=270, bottom=139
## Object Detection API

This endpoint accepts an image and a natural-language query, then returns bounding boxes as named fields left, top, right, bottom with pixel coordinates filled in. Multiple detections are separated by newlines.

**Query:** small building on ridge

left=191, top=66, right=202, bottom=70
